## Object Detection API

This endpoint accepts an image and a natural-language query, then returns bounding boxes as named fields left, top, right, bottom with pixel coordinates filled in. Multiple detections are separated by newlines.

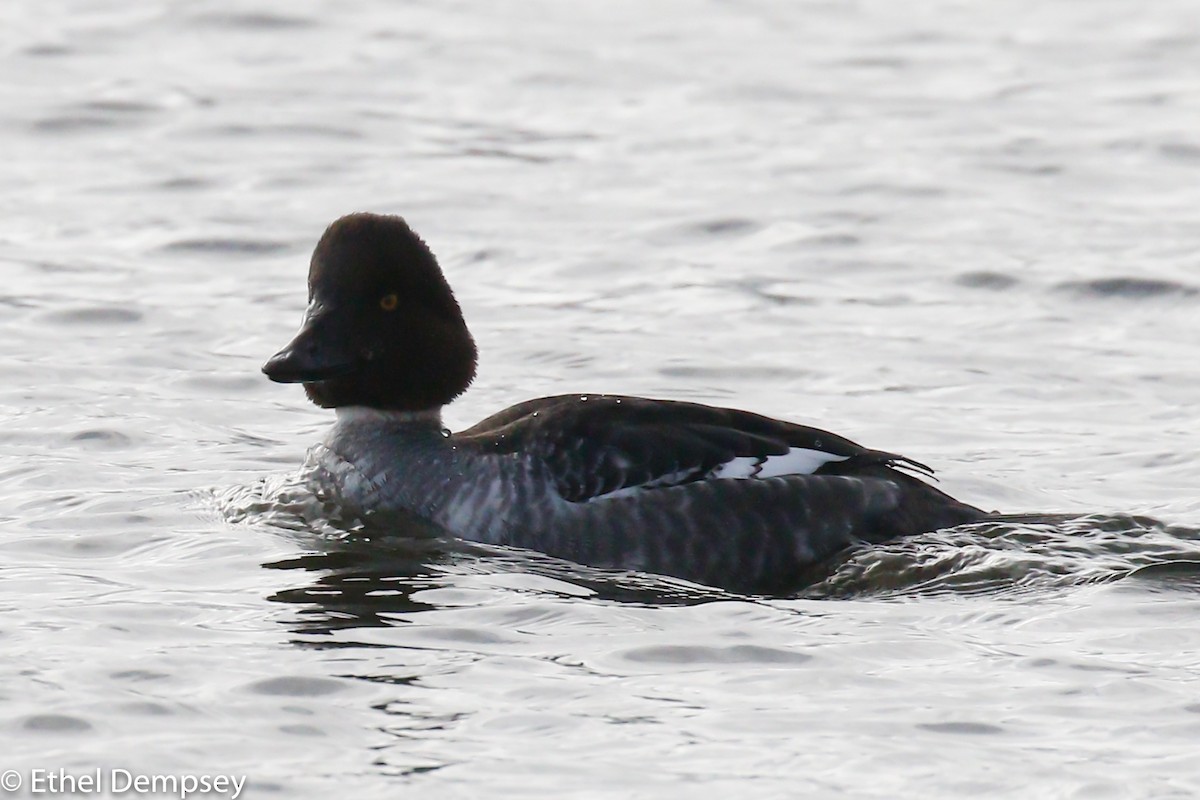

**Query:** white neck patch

left=335, top=406, right=444, bottom=427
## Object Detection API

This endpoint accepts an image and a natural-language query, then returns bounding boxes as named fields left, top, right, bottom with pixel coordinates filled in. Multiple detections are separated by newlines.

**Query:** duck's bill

left=262, top=302, right=360, bottom=384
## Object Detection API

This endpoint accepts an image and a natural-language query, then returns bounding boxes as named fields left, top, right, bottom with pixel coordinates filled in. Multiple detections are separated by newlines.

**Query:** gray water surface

left=3, top=1, right=1200, bottom=797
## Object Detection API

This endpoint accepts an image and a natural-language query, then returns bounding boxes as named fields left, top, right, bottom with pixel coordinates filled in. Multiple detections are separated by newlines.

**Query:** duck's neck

left=334, top=405, right=444, bottom=428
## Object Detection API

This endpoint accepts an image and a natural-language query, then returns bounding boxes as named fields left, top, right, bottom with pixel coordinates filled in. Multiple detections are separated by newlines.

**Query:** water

left=3, top=0, right=1200, bottom=796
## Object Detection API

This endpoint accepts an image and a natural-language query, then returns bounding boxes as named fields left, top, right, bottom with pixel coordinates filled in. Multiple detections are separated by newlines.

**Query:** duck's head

left=263, top=213, right=477, bottom=411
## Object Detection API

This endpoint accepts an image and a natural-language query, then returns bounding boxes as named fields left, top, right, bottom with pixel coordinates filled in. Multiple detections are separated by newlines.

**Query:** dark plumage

left=460, top=394, right=931, bottom=502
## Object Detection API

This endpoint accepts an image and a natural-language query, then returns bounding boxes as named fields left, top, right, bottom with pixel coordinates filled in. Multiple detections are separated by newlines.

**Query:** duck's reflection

left=262, top=516, right=744, bottom=636
left=264, top=538, right=450, bottom=632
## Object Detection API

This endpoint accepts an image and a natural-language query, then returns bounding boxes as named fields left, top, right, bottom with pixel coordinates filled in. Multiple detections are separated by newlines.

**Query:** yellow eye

left=380, top=293, right=398, bottom=311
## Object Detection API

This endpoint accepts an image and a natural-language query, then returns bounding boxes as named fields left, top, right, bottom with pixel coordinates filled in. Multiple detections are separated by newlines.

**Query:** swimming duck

left=263, top=213, right=984, bottom=593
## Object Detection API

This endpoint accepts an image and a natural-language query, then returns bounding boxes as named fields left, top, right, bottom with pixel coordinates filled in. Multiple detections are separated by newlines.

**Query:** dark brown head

left=262, top=213, right=477, bottom=411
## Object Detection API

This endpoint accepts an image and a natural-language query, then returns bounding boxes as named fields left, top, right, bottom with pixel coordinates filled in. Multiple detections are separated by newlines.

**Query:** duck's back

left=463, top=395, right=982, bottom=590
left=315, top=395, right=984, bottom=593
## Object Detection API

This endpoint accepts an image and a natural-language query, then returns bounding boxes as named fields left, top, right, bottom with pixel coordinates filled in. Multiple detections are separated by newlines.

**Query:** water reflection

left=264, top=540, right=450, bottom=632
left=263, top=524, right=743, bottom=637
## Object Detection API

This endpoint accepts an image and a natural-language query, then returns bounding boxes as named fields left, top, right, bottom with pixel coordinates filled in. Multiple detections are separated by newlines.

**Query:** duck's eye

left=379, top=293, right=398, bottom=311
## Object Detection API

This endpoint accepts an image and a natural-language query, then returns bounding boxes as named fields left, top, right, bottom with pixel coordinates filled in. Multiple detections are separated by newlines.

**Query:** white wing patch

left=589, top=447, right=851, bottom=502
left=711, top=448, right=849, bottom=479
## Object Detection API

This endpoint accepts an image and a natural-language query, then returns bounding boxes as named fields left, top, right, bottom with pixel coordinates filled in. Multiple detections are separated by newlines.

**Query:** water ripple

left=159, top=238, right=293, bottom=256
left=1054, top=277, right=1199, bottom=299
left=805, top=514, right=1200, bottom=598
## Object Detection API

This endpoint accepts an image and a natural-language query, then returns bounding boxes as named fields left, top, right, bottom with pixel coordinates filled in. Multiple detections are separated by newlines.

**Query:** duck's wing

left=458, top=394, right=932, bottom=504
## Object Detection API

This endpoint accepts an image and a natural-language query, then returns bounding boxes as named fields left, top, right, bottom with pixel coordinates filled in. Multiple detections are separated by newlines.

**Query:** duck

left=263, top=212, right=985, bottom=593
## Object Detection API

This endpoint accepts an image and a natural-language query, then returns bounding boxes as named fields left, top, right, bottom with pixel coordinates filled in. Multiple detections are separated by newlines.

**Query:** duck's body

left=265, top=213, right=985, bottom=593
